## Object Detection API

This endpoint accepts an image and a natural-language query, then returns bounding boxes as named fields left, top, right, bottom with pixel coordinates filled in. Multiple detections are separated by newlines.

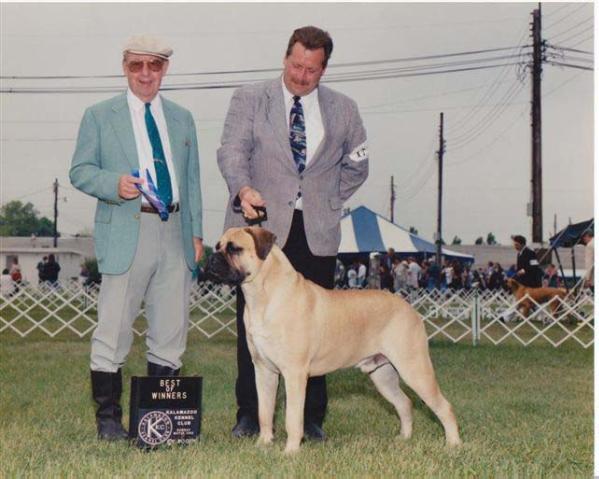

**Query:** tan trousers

left=91, top=211, right=191, bottom=372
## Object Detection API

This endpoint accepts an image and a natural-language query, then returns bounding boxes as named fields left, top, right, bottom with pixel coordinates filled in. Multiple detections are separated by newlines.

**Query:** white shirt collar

left=281, top=76, right=319, bottom=111
left=126, top=88, right=162, bottom=113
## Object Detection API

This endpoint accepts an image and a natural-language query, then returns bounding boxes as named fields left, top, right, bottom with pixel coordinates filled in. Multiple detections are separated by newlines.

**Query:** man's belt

left=141, top=203, right=180, bottom=214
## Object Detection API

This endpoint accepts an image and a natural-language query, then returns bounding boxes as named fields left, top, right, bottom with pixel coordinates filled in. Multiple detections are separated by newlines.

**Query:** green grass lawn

left=0, top=332, right=592, bottom=478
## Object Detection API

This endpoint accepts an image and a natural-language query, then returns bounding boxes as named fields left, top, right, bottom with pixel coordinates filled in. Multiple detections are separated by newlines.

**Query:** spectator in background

left=426, top=260, right=441, bottom=290
left=79, top=263, right=90, bottom=286
left=488, top=263, right=505, bottom=290
left=451, top=260, right=463, bottom=289
left=477, top=268, right=487, bottom=289
left=543, top=263, right=559, bottom=288
left=442, top=261, right=453, bottom=291
left=407, top=257, right=421, bottom=290
left=462, top=265, right=473, bottom=290
left=334, top=259, right=346, bottom=288
left=382, top=248, right=395, bottom=271
left=486, top=261, right=494, bottom=279
left=44, top=254, right=61, bottom=286
left=379, top=260, right=394, bottom=292
left=1, top=269, right=15, bottom=297
left=581, top=230, right=594, bottom=290
left=356, top=260, right=367, bottom=288
left=10, top=260, right=22, bottom=293
left=37, top=256, right=48, bottom=284
left=347, top=266, right=358, bottom=289
left=471, top=268, right=483, bottom=289
left=393, top=259, right=408, bottom=292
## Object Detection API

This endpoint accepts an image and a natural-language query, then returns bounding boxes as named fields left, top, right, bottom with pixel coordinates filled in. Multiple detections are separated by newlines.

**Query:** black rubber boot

left=90, top=370, right=128, bottom=441
left=147, top=362, right=180, bottom=377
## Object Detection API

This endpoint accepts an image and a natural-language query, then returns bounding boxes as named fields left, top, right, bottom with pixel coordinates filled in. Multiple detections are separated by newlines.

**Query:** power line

left=547, top=16, right=593, bottom=41
left=1, top=63, right=526, bottom=94
left=542, top=3, right=571, bottom=19
left=565, top=36, right=594, bottom=49
left=0, top=45, right=531, bottom=80
left=552, top=25, right=594, bottom=45
left=2, top=186, right=53, bottom=202
left=446, top=24, right=530, bottom=134
left=448, top=77, right=526, bottom=148
left=546, top=43, right=593, bottom=55
left=543, top=3, right=590, bottom=30
left=360, top=80, right=515, bottom=111
left=547, top=61, right=594, bottom=71
left=446, top=105, right=528, bottom=168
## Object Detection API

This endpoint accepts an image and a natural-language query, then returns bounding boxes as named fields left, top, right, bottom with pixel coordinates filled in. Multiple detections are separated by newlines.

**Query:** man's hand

left=193, top=237, right=204, bottom=263
left=517, top=269, right=525, bottom=276
left=118, top=175, right=144, bottom=200
left=238, top=186, right=266, bottom=220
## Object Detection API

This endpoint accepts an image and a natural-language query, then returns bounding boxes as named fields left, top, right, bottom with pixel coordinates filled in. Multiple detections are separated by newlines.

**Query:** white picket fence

left=0, top=281, right=594, bottom=348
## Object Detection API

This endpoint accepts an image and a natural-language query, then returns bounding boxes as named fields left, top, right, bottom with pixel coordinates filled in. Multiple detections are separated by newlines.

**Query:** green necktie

left=144, top=102, right=173, bottom=206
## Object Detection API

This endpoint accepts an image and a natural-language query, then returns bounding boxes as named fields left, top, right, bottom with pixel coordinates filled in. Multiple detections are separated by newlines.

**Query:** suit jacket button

left=299, top=175, right=304, bottom=181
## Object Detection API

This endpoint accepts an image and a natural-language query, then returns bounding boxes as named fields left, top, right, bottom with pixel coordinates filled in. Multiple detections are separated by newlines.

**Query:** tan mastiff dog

left=206, top=227, right=461, bottom=453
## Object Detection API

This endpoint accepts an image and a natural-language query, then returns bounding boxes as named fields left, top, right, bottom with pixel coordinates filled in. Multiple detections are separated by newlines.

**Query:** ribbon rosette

left=132, top=168, right=169, bottom=221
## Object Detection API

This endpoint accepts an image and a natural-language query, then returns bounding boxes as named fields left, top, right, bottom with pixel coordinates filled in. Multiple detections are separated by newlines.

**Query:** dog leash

left=232, top=194, right=268, bottom=227
left=245, top=206, right=267, bottom=227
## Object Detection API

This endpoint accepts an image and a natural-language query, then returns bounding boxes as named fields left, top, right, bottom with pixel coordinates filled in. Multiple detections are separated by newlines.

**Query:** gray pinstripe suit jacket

left=217, top=78, right=369, bottom=256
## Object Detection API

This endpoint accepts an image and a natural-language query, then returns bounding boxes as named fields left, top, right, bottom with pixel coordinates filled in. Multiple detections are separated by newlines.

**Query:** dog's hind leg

left=254, top=364, right=279, bottom=446
left=383, top=344, right=461, bottom=446
left=360, top=358, right=413, bottom=439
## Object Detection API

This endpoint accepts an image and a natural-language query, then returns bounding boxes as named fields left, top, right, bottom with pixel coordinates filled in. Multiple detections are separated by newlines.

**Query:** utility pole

left=53, top=178, right=58, bottom=247
left=530, top=3, right=544, bottom=243
left=436, top=113, right=445, bottom=268
left=390, top=175, right=396, bottom=223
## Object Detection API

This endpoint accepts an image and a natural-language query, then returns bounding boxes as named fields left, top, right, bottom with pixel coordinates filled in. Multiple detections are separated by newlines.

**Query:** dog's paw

left=256, top=435, right=274, bottom=447
left=284, top=443, right=301, bottom=455
left=446, top=437, right=463, bottom=448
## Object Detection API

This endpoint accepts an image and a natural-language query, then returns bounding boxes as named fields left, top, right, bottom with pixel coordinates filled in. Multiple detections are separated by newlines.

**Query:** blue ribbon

left=132, top=168, right=169, bottom=221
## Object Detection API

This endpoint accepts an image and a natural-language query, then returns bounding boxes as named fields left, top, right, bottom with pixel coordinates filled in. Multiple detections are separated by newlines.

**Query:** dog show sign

left=129, top=376, right=202, bottom=448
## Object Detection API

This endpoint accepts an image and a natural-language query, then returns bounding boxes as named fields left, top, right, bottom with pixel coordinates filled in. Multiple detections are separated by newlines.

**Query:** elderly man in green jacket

left=70, top=35, right=203, bottom=441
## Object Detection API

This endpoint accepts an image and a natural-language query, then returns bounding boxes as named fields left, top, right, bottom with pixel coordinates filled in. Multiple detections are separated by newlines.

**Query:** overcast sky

left=0, top=2, right=594, bottom=246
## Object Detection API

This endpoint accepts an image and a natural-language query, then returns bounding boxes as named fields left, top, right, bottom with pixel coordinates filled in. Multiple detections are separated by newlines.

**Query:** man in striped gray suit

left=218, top=26, right=369, bottom=441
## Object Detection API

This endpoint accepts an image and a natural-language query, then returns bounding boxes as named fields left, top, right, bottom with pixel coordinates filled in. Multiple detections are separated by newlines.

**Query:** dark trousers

left=235, top=210, right=336, bottom=427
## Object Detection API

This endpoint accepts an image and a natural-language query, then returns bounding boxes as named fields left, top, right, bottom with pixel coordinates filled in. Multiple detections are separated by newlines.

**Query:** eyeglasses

left=126, top=59, right=165, bottom=73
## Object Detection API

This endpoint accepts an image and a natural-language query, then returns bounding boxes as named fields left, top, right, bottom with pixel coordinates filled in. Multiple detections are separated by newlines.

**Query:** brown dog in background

left=506, top=278, right=567, bottom=318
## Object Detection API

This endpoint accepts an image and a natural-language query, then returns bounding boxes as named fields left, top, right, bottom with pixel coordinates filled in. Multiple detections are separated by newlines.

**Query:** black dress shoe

left=231, top=416, right=259, bottom=438
left=304, top=422, right=326, bottom=441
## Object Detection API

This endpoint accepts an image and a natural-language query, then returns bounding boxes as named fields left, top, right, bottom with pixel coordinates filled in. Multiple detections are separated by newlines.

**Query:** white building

left=0, top=236, right=94, bottom=285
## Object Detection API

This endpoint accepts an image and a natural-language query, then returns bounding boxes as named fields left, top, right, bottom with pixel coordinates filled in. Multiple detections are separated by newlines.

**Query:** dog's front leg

left=254, top=363, right=279, bottom=446
left=282, top=370, right=308, bottom=454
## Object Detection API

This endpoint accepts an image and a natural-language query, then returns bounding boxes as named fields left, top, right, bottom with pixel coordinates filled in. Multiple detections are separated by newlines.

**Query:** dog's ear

left=245, top=227, right=277, bottom=260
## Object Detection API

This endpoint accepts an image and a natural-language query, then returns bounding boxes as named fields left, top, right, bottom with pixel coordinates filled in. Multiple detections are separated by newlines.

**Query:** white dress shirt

left=282, top=77, right=324, bottom=209
left=127, top=89, right=179, bottom=205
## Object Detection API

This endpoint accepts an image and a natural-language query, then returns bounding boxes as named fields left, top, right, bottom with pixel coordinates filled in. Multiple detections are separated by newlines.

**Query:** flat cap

left=123, top=35, right=173, bottom=60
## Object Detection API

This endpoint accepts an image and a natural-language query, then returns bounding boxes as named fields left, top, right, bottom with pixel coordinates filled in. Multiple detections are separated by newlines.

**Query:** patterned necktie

left=144, top=102, right=173, bottom=206
left=289, top=95, right=306, bottom=173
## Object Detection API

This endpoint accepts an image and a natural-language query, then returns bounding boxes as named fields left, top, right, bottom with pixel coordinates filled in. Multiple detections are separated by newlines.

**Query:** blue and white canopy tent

left=338, top=206, right=473, bottom=263
left=546, top=218, right=594, bottom=290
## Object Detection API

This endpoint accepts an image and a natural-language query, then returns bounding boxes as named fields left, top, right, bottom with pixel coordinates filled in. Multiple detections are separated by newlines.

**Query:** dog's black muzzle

left=205, top=252, right=247, bottom=285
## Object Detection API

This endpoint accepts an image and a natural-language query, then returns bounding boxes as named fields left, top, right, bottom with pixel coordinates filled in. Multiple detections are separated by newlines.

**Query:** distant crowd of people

left=334, top=245, right=578, bottom=293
